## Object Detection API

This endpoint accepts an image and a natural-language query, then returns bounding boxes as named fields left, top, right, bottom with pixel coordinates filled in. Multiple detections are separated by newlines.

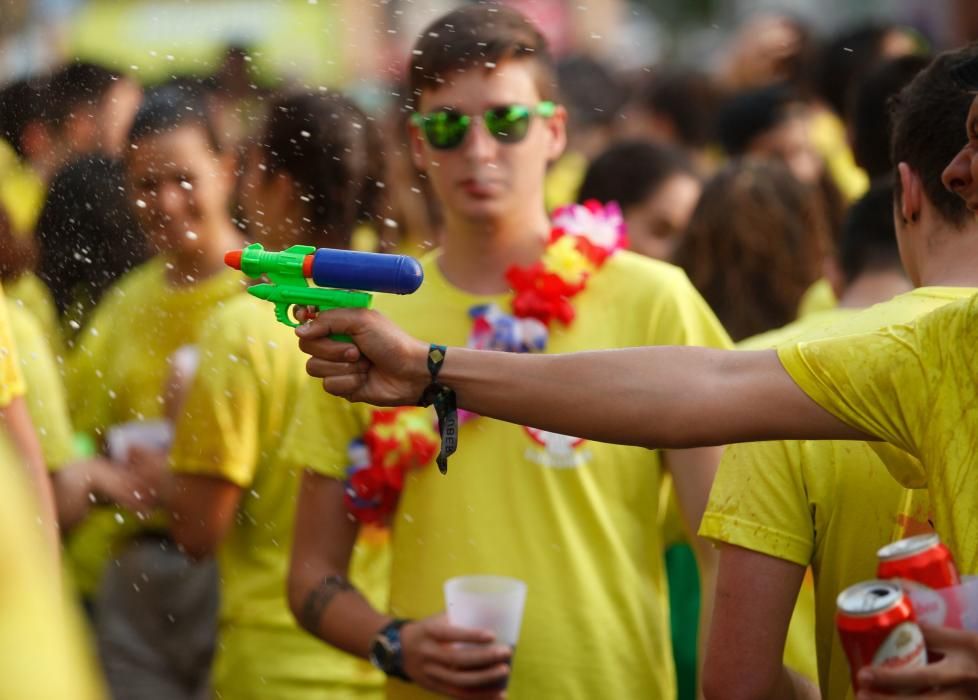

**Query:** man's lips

left=459, top=178, right=503, bottom=196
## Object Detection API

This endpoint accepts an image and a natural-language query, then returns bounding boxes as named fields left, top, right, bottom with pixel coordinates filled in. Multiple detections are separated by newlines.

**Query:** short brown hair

left=673, top=160, right=829, bottom=342
left=407, top=4, right=556, bottom=109
left=890, top=45, right=977, bottom=229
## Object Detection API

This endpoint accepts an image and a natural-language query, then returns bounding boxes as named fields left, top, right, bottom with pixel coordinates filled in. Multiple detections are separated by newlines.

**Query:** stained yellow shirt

left=0, top=432, right=106, bottom=699
left=284, top=250, right=731, bottom=700
left=778, top=290, right=978, bottom=574
left=6, top=299, right=75, bottom=470
left=0, top=284, right=25, bottom=406
left=169, top=294, right=386, bottom=699
left=64, top=257, right=244, bottom=596
left=705, top=288, right=975, bottom=698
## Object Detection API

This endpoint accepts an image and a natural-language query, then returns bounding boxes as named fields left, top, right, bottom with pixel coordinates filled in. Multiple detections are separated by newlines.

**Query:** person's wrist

left=407, top=340, right=433, bottom=396
left=369, top=618, right=412, bottom=682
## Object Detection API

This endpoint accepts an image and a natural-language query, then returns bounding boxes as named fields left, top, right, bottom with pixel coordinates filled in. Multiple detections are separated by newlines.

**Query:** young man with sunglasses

left=283, top=6, right=730, bottom=700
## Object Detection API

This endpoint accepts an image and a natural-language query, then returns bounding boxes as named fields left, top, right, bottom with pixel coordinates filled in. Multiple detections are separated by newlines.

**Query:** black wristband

left=417, top=344, right=458, bottom=474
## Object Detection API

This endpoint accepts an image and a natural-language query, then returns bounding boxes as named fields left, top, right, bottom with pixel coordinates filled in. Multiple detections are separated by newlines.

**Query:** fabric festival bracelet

left=416, top=344, right=458, bottom=474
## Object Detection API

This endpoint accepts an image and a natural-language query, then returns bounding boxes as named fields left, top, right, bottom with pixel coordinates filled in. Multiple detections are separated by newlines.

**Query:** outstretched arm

left=296, top=308, right=867, bottom=450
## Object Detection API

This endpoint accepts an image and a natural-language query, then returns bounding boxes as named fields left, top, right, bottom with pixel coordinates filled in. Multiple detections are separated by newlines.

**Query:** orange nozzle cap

left=225, top=250, right=243, bottom=270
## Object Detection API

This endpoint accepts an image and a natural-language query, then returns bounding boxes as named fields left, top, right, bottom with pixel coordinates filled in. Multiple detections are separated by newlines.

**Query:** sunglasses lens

left=423, top=111, right=469, bottom=149
left=485, top=106, right=532, bottom=143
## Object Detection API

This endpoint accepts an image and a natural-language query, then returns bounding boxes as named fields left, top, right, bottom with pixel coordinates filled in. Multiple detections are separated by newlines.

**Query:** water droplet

left=114, top=512, right=125, bottom=524
left=180, top=180, right=193, bottom=191
left=300, top=130, right=311, bottom=138
left=136, top=199, right=147, bottom=208
left=185, top=230, right=198, bottom=240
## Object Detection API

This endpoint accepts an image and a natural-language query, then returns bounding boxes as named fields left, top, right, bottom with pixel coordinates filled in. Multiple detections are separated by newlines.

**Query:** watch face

left=370, top=636, right=393, bottom=671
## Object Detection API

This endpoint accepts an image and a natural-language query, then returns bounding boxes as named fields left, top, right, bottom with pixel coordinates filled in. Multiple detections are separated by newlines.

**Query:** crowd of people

left=0, top=2, right=976, bottom=699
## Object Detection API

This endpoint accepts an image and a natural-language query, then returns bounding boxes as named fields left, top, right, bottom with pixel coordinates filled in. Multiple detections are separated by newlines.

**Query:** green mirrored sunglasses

left=410, top=102, right=556, bottom=150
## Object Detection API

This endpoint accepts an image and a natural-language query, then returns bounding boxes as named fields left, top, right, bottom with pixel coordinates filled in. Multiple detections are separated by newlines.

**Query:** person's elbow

left=169, top=516, right=222, bottom=561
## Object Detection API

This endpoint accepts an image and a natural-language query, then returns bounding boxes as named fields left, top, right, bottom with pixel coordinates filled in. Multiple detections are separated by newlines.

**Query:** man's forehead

left=417, top=61, right=542, bottom=110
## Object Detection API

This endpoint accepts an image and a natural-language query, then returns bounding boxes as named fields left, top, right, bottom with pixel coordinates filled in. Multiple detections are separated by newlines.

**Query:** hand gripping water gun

left=224, top=243, right=424, bottom=338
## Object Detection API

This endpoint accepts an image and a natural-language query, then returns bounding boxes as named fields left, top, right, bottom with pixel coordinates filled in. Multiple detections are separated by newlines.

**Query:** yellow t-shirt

left=795, top=278, right=838, bottom=320
left=67, top=257, right=244, bottom=434
left=709, top=289, right=974, bottom=698
left=6, top=299, right=75, bottom=470
left=169, top=294, right=386, bottom=699
left=283, top=250, right=731, bottom=700
left=779, top=289, right=978, bottom=574
left=0, top=139, right=45, bottom=237
left=0, top=432, right=107, bottom=699
left=64, top=257, right=244, bottom=596
left=809, top=109, right=869, bottom=202
left=0, top=284, right=25, bottom=407
left=5, top=272, right=65, bottom=359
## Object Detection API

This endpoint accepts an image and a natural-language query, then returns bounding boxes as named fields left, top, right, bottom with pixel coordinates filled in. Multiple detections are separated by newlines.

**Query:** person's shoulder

left=594, top=250, right=694, bottom=295
left=200, top=294, right=296, bottom=353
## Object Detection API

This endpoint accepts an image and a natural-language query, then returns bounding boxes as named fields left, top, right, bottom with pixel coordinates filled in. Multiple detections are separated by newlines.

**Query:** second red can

left=877, top=533, right=960, bottom=589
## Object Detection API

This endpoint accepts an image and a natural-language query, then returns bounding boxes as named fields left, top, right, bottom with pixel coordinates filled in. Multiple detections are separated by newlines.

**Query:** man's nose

left=157, top=181, right=187, bottom=217
left=942, top=148, right=973, bottom=195
left=462, top=119, right=499, bottom=162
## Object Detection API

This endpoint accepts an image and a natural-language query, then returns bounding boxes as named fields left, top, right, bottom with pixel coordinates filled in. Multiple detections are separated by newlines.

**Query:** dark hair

left=849, top=54, right=930, bottom=179
left=813, top=24, right=915, bottom=117
left=0, top=78, right=44, bottom=159
left=259, top=92, right=383, bottom=248
left=556, top=55, right=625, bottom=131
left=716, top=83, right=800, bottom=156
left=673, top=160, right=828, bottom=341
left=577, top=140, right=697, bottom=210
left=36, top=156, right=148, bottom=325
left=629, top=69, right=721, bottom=150
left=127, top=84, right=222, bottom=152
left=41, top=61, right=122, bottom=132
left=890, top=45, right=976, bottom=230
left=839, top=179, right=901, bottom=283
left=408, top=5, right=555, bottom=109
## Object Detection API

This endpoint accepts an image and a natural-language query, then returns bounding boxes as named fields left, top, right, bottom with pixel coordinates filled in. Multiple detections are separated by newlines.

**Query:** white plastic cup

left=105, top=420, right=174, bottom=463
left=443, top=575, right=528, bottom=647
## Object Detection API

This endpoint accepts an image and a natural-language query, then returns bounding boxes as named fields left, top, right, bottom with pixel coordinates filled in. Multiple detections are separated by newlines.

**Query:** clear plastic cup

left=444, top=575, right=528, bottom=646
left=444, top=575, right=527, bottom=689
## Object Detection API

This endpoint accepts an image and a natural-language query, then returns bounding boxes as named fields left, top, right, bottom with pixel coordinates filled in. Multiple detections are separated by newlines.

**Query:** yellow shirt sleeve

left=6, top=301, right=76, bottom=470
left=0, top=284, right=25, bottom=407
left=700, top=441, right=814, bottom=566
left=168, top=307, right=259, bottom=486
left=778, top=326, right=927, bottom=487
left=280, top=380, right=365, bottom=480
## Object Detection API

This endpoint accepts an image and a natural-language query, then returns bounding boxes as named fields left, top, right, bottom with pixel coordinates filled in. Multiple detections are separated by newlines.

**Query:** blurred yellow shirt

left=809, top=110, right=868, bottom=202
left=0, top=138, right=44, bottom=237
left=779, top=290, right=978, bottom=574
left=6, top=299, right=75, bottom=470
left=0, top=284, right=25, bottom=407
left=64, top=257, right=243, bottom=595
left=0, top=432, right=106, bottom=699
left=283, top=250, right=731, bottom=700
left=5, top=272, right=65, bottom=359
left=707, top=288, right=973, bottom=699
left=169, top=294, right=387, bottom=699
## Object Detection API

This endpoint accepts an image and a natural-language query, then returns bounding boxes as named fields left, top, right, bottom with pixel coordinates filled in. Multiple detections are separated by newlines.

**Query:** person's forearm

left=1, top=398, right=60, bottom=549
left=438, top=346, right=862, bottom=449
left=289, top=565, right=390, bottom=658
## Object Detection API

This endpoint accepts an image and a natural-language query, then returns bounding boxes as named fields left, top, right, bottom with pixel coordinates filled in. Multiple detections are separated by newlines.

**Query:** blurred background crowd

left=2, top=1, right=977, bottom=699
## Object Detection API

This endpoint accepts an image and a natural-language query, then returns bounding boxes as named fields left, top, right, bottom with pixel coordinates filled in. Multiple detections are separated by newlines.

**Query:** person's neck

left=837, top=267, right=912, bottom=309
left=165, top=221, right=242, bottom=287
left=913, top=223, right=978, bottom=288
left=437, top=207, right=551, bottom=295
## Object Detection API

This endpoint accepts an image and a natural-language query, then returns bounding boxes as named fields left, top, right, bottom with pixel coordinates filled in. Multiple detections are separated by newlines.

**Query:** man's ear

left=545, top=104, right=568, bottom=163
left=408, top=121, right=428, bottom=172
left=897, top=162, right=922, bottom=223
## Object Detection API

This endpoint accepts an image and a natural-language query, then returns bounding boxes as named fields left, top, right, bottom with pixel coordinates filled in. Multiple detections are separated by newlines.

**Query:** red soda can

left=878, top=533, right=961, bottom=627
left=837, top=580, right=927, bottom=692
left=877, top=533, right=960, bottom=589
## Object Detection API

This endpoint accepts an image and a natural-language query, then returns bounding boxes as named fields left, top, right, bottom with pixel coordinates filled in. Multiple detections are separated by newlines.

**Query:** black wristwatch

left=369, top=619, right=411, bottom=681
